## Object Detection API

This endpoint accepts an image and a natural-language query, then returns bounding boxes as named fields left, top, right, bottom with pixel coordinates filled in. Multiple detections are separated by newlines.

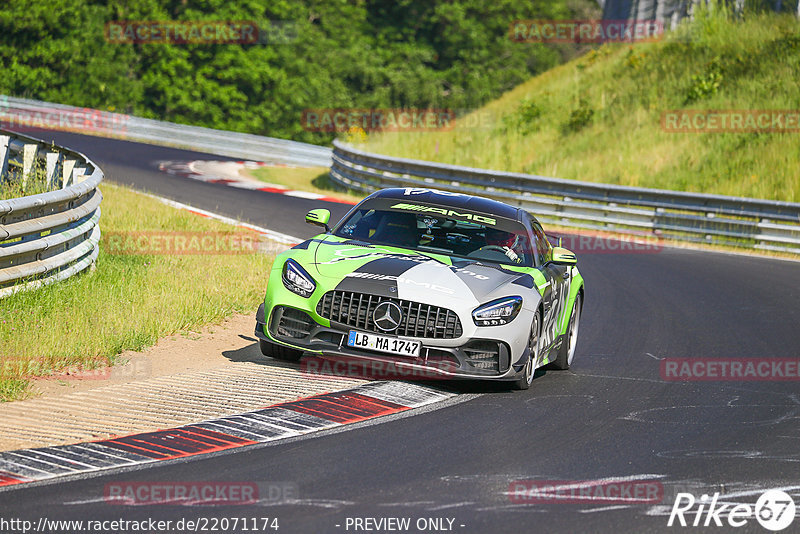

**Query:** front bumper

left=255, top=303, right=527, bottom=381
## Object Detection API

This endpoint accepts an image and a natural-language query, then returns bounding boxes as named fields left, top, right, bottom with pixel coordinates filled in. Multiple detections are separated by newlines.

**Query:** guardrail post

left=62, top=159, right=76, bottom=188
left=22, top=143, right=38, bottom=192
left=0, top=135, right=9, bottom=181
left=73, top=166, right=88, bottom=184
left=45, top=151, right=61, bottom=189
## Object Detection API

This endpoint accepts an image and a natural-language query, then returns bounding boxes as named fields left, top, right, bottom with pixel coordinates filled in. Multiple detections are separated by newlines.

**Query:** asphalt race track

left=18, top=128, right=353, bottom=238
left=3, top=129, right=800, bottom=533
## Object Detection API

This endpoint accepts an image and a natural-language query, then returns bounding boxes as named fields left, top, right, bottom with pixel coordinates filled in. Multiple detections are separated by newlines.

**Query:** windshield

left=333, top=203, right=534, bottom=267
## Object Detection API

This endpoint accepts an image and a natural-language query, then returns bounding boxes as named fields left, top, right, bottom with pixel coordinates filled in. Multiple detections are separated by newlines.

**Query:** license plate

left=347, top=330, right=421, bottom=357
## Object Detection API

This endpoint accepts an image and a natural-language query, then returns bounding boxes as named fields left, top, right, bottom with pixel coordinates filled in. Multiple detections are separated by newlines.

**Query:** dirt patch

left=31, top=312, right=262, bottom=399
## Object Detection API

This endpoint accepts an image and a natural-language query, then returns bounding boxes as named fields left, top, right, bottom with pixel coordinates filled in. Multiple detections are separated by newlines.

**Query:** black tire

left=551, top=293, right=581, bottom=370
left=259, top=339, right=303, bottom=362
left=513, top=310, right=541, bottom=390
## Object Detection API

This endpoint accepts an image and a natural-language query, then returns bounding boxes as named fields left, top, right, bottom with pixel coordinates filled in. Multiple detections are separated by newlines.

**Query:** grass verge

left=1, top=162, right=56, bottom=200
left=362, top=8, right=800, bottom=202
left=0, top=182, right=276, bottom=402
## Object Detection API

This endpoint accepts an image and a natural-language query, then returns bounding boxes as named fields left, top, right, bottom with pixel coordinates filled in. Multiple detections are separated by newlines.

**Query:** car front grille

left=316, top=290, right=463, bottom=339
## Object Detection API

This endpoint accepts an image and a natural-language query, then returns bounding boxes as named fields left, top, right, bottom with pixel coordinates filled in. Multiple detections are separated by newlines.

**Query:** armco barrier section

left=0, top=130, right=102, bottom=298
left=3, top=96, right=798, bottom=255
left=330, top=140, right=800, bottom=254
left=0, top=95, right=331, bottom=168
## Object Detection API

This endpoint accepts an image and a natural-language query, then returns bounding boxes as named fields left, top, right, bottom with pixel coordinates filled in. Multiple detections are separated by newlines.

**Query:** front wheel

left=513, top=310, right=541, bottom=390
left=551, top=293, right=581, bottom=370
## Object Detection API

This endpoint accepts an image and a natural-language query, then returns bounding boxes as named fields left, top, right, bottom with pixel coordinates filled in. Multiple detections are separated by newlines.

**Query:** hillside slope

left=363, top=10, right=800, bottom=202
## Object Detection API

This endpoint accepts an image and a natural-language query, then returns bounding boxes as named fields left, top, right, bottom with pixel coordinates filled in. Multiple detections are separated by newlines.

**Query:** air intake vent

left=463, top=340, right=502, bottom=372
left=273, top=307, right=314, bottom=339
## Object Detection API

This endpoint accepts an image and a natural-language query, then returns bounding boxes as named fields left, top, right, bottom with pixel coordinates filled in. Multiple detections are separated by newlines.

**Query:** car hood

left=300, top=235, right=536, bottom=308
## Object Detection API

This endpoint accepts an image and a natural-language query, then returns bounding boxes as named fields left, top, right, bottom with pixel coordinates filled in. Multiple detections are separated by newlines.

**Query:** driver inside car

left=482, top=228, right=525, bottom=264
left=353, top=211, right=419, bottom=248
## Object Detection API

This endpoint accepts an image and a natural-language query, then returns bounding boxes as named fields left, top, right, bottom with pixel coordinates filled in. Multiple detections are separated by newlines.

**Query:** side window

left=342, top=210, right=377, bottom=239
left=531, top=220, right=549, bottom=266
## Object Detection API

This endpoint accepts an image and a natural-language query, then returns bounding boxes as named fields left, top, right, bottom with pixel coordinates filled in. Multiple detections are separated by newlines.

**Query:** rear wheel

left=551, top=293, right=581, bottom=370
left=513, top=310, right=541, bottom=390
left=259, top=339, right=303, bottom=362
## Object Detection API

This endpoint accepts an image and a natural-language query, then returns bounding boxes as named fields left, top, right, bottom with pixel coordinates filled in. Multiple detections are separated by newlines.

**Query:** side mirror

left=545, top=233, right=563, bottom=248
left=550, top=246, right=577, bottom=266
left=305, top=209, right=331, bottom=232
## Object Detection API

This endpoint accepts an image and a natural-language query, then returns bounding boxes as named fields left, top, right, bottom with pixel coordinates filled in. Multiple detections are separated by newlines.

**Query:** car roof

left=367, top=188, right=522, bottom=221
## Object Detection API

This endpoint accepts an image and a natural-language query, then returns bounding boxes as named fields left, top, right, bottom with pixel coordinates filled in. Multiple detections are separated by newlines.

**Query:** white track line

left=140, top=191, right=301, bottom=246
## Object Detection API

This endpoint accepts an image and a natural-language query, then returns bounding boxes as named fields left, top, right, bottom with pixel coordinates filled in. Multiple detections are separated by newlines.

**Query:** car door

left=531, top=221, right=569, bottom=356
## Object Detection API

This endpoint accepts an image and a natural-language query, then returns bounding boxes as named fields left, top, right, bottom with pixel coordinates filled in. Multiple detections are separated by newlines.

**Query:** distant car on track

left=255, top=188, right=584, bottom=389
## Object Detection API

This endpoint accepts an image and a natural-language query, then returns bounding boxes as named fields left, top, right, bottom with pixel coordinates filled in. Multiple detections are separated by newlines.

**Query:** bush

left=561, top=99, right=594, bottom=134
left=685, top=57, right=723, bottom=103
left=502, top=99, right=543, bottom=135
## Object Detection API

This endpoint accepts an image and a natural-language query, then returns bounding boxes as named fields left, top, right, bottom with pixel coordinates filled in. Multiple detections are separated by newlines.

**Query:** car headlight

left=472, top=296, right=522, bottom=326
left=282, top=259, right=316, bottom=298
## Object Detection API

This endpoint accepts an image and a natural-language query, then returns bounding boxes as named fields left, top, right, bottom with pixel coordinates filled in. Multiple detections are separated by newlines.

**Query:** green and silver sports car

left=255, top=188, right=584, bottom=389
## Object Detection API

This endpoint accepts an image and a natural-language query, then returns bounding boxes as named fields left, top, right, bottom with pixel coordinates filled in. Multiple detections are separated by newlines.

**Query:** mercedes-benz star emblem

left=373, top=301, right=403, bottom=332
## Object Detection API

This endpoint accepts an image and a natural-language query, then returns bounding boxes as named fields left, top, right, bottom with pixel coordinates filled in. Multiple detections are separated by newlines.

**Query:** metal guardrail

left=3, top=95, right=798, bottom=255
left=330, top=140, right=800, bottom=254
left=0, top=130, right=103, bottom=298
left=0, top=95, right=332, bottom=168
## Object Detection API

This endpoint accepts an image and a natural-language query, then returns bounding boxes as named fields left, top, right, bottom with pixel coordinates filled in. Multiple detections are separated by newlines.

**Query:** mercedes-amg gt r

left=255, top=188, right=584, bottom=389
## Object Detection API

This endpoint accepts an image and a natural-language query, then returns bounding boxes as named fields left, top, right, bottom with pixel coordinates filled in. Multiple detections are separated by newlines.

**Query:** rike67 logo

left=668, top=489, right=796, bottom=531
